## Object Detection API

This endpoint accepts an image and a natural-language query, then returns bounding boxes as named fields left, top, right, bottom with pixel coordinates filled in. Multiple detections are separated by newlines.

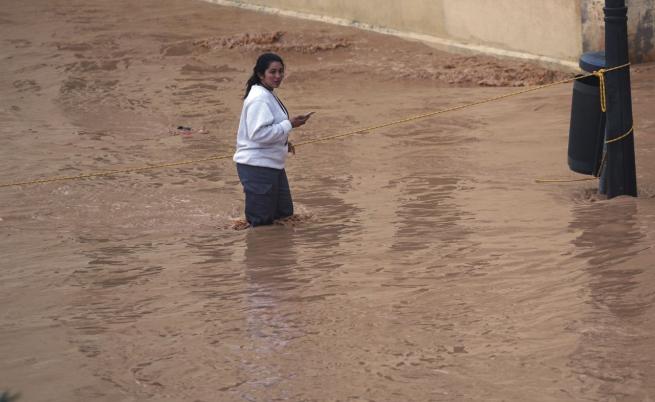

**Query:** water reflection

left=568, top=198, right=655, bottom=400
left=243, top=226, right=300, bottom=306
left=238, top=227, right=302, bottom=396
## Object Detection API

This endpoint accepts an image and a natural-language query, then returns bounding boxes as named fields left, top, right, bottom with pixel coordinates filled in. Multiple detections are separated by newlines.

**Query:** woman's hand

left=290, top=112, right=313, bottom=128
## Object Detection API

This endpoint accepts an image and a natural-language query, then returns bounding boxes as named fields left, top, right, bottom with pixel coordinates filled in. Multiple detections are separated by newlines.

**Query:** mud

left=2, top=0, right=655, bottom=401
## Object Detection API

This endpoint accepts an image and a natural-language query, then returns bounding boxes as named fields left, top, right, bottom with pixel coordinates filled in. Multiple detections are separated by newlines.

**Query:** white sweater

left=233, top=85, right=293, bottom=170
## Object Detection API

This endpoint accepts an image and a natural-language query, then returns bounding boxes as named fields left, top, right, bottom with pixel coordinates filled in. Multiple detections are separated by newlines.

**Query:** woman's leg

left=275, top=169, right=294, bottom=220
left=236, top=164, right=280, bottom=226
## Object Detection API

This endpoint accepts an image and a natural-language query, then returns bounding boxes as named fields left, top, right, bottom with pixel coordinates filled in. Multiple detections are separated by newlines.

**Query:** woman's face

left=259, top=61, right=285, bottom=90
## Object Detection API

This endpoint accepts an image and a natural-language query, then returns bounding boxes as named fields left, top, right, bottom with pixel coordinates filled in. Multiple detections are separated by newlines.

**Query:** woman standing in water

left=233, top=53, right=312, bottom=227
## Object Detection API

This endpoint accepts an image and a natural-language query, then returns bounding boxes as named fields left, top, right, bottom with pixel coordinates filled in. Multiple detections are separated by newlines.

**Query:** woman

left=233, top=53, right=312, bottom=227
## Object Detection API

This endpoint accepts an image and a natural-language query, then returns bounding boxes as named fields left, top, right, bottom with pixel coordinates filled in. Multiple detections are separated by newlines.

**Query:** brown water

left=2, top=1, right=655, bottom=401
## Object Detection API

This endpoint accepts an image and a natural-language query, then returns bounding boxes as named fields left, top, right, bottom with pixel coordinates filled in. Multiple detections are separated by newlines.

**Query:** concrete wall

left=628, top=0, right=655, bottom=62
left=441, top=1, right=582, bottom=62
left=582, top=0, right=655, bottom=62
left=205, top=0, right=655, bottom=67
left=248, top=0, right=449, bottom=38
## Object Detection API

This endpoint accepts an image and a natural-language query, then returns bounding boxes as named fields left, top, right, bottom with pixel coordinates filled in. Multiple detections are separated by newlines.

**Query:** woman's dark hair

left=244, top=52, right=284, bottom=99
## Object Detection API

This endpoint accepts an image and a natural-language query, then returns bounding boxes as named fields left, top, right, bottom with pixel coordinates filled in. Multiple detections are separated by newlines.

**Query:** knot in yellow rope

left=592, top=68, right=608, bottom=113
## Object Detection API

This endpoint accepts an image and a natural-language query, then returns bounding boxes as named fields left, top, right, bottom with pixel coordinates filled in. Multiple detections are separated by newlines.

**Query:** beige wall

left=582, top=0, right=655, bottom=62
left=257, top=0, right=448, bottom=37
left=628, top=0, right=655, bottom=62
left=441, top=1, right=582, bottom=61
left=205, top=0, right=655, bottom=67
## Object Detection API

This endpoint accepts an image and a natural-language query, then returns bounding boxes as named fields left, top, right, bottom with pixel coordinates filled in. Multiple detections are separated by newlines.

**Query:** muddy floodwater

left=2, top=0, right=655, bottom=401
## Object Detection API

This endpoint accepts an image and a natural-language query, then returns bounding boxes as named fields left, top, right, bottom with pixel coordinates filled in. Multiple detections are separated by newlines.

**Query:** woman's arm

left=245, top=100, right=292, bottom=144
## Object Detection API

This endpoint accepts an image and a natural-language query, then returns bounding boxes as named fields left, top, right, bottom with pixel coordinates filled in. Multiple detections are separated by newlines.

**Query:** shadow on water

left=568, top=198, right=655, bottom=399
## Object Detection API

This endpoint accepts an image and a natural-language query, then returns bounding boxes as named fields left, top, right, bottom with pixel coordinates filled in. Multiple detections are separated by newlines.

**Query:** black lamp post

left=603, top=0, right=637, bottom=197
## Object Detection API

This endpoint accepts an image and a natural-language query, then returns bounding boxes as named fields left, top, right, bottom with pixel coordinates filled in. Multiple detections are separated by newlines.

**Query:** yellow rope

left=534, top=177, right=598, bottom=183
left=534, top=122, right=633, bottom=184
left=0, top=63, right=631, bottom=189
left=593, top=68, right=608, bottom=112
left=535, top=146, right=609, bottom=184
left=605, top=125, right=634, bottom=144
